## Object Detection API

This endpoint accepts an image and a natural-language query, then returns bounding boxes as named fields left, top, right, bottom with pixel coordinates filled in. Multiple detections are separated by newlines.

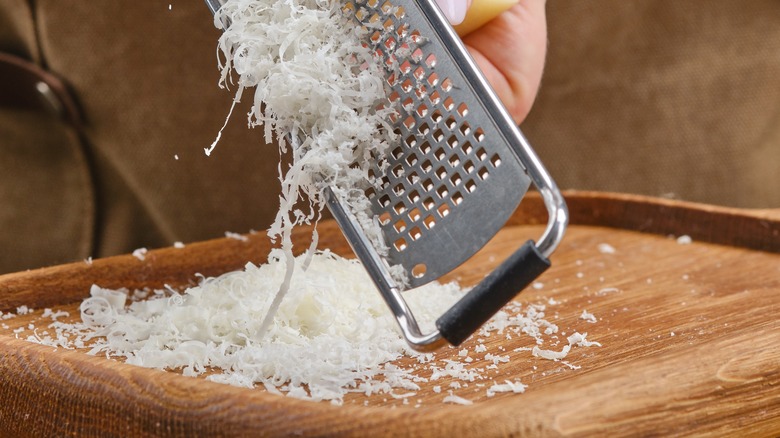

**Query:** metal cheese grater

left=205, top=0, right=568, bottom=351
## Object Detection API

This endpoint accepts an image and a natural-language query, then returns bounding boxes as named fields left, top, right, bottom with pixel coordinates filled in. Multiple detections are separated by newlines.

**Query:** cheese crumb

left=443, top=392, right=473, bottom=405
left=132, top=248, right=147, bottom=261
left=579, top=310, right=597, bottom=323
left=676, top=235, right=693, bottom=245
left=597, top=243, right=616, bottom=254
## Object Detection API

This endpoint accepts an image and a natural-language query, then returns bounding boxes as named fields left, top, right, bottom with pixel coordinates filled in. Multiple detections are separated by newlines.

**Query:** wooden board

left=0, top=191, right=778, bottom=437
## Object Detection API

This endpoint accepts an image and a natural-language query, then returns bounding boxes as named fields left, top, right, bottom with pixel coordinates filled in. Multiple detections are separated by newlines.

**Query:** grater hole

left=452, top=191, right=464, bottom=205
left=432, top=129, right=444, bottom=142
left=401, top=78, right=413, bottom=92
left=441, top=77, right=453, bottom=91
left=385, top=73, right=397, bottom=87
left=393, top=202, right=406, bottom=214
left=450, top=172, right=462, bottom=186
left=407, top=171, right=420, bottom=184
left=474, top=127, right=485, bottom=142
left=412, top=263, right=427, bottom=278
left=394, top=237, right=408, bottom=252
left=478, top=167, right=489, bottom=180
left=402, top=96, right=414, bottom=109
left=368, top=12, right=381, bottom=23
left=425, top=53, right=437, bottom=68
left=413, top=66, right=425, bottom=81
left=405, top=135, right=416, bottom=148
left=437, top=203, right=451, bottom=218
left=393, top=219, right=407, bottom=233
left=429, top=90, right=441, bottom=105
left=391, top=146, right=403, bottom=159
left=393, top=183, right=405, bottom=196
left=436, top=186, right=448, bottom=199
left=409, top=226, right=422, bottom=241
left=408, top=208, right=422, bottom=222
left=422, top=197, right=435, bottom=210
left=459, top=122, right=471, bottom=136
left=384, top=36, right=396, bottom=51
left=434, top=148, right=446, bottom=161
left=465, top=179, right=477, bottom=192
left=383, top=55, right=396, bottom=69
left=457, top=102, right=469, bottom=117
left=411, top=48, right=424, bottom=63
left=394, top=6, right=406, bottom=19
left=379, top=211, right=391, bottom=225
left=367, top=0, right=378, bottom=8
left=382, top=18, right=394, bottom=30
left=388, top=90, right=400, bottom=102
left=421, top=159, right=432, bottom=173
left=446, top=116, right=457, bottom=130
left=448, top=155, right=460, bottom=168
left=427, top=72, right=439, bottom=87
left=379, top=194, right=391, bottom=207
left=396, top=23, right=408, bottom=39
left=435, top=166, right=447, bottom=180
left=443, top=97, right=455, bottom=111
left=410, top=29, right=423, bottom=44
left=418, top=122, right=430, bottom=135
left=408, top=189, right=420, bottom=203
left=403, top=115, right=415, bottom=129
left=490, top=154, right=502, bottom=168
left=431, top=109, right=443, bottom=123
left=464, top=160, right=475, bottom=173
left=400, top=60, right=412, bottom=74
left=405, top=153, right=418, bottom=166
left=476, top=147, right=487, bottom=161
left=380, top=0, right=393, bottom=13
left=355, top=7, right=367, bottom=21
left=420, top=142, right=432, bottom=155
left=462, top=140, right=474, bottom=155
left=423, top=215, right=436, bottom=229
left=422, top=178, right=434, bottom=191
left=392, top=164, right=404, bottom=178
left=415, top=85, right=427, bottom=100
left=446, top=135, right=458, bottom=149
left=416, top=103, right=428, bottom=117
left=365, top=187, right=376, bottom=198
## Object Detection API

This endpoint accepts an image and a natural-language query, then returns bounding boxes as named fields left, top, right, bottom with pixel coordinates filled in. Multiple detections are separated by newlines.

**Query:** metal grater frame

left=205, top=0, right=568, bottom=351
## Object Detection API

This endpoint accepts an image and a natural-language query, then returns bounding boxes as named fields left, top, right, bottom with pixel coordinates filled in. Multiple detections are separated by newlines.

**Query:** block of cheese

left=454, top=0, right=519, bottom=36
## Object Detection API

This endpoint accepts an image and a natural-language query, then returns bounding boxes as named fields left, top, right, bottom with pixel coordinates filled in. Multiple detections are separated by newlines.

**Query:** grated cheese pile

left=16, top=251, right=601, bottom=405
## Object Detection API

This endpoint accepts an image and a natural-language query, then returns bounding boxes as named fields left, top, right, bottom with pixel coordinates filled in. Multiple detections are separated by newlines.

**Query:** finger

left=463, top=0, right=547, bottom=124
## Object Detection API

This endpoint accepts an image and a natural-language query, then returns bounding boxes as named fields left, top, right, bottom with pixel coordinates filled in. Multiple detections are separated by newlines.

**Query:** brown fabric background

left=527, top=1, right=780, bottom=208
left=0, top=0, right=778, bottom=273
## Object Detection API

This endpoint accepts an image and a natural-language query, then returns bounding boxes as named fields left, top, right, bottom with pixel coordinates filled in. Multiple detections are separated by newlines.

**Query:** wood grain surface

left=0, top=191, right=778, bottom=437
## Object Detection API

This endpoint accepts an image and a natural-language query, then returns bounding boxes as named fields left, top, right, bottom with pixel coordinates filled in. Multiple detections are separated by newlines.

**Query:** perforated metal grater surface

left=205, top=0, right=567, bottom=351
left=341, top=0, right=533, bottom=289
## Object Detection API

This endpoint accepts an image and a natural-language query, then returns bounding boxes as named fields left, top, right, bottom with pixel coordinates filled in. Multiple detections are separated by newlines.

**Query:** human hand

left=435, top=0, right=548, bottom=124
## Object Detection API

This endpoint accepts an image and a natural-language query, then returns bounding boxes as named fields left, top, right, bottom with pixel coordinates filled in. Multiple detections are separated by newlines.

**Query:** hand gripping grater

left=205, top=0, right=568, bottom=351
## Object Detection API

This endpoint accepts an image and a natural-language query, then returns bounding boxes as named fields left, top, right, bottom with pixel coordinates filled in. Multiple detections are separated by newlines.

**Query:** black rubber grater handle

left=436, top=240, right=550, bottom=346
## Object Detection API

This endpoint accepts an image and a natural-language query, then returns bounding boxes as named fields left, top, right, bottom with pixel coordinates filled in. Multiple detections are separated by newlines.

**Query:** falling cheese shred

left=210, top=0, right=395, bottom=242
left=207, top=0, right=400, bottom=330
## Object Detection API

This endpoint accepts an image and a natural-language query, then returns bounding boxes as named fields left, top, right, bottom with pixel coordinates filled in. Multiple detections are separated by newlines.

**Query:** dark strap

left=0, top=52, right=81, bottom=126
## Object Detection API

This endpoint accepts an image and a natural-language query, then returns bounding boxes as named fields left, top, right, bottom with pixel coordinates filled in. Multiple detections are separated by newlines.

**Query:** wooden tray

left=0, top=191, right=778, bottom=437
